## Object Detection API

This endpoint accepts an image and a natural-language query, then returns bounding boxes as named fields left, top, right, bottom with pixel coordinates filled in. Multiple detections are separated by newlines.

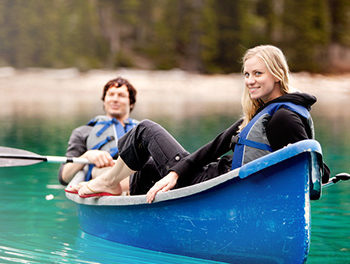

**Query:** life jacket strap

left=236, top=136, right=272, bottom=151
left=92, top=136, right=115, bottom=150
left=95, top=119, right=118, bottom=137
left=109, top=147, right=119, bottom=157
left=85, top=164, right=94, bottom=181
left=84, top=117, right=139, bottom=181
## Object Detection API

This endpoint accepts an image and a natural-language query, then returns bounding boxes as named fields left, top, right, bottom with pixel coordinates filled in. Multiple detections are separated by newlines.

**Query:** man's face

left=103, top=85, right=131, bottom=122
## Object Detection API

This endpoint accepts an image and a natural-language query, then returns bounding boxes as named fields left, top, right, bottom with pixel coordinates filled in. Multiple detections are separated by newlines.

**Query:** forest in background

left=0, top=0, right=349, bottom=73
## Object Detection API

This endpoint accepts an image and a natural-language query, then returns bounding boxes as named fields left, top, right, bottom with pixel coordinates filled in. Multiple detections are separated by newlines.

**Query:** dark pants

left=118, top=120, right=189, bottom=195
left=119, top=120, right=229, bottom=195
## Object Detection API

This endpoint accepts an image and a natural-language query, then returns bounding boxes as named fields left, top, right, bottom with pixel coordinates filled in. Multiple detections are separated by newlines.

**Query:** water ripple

left=0, top=116, right=349, bottom=263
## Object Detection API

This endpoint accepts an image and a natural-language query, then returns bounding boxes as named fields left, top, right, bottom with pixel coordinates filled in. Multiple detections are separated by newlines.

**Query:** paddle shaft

left=46, top=156, right=89, bottom=164
left=0, top=154, right=89, bottom=164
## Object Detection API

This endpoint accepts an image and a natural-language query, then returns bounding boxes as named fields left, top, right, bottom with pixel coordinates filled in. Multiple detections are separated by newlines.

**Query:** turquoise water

left=0, top=114, right=349, bottom=263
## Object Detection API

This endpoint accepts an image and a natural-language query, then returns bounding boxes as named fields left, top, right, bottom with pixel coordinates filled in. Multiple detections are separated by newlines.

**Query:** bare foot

left=65, top=184, right=79, bottom=193
left=77, top=177, right=122, bottom=197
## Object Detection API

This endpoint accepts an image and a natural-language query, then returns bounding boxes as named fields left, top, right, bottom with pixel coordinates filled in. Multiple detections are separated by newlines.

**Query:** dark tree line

left=0, top=0, right=349, bottom=73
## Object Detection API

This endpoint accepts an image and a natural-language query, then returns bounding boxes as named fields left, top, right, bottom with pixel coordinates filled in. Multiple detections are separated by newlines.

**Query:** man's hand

left=146, top=171, right=179, bottom=203
left=83, top=150, right=114, bottom=168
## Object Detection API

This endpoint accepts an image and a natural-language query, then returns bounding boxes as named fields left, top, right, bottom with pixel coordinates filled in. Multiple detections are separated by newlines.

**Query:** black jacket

left=171, top=93, right=330, bottom=183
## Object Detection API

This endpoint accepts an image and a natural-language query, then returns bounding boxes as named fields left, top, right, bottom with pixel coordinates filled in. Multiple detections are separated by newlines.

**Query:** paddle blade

left=0, top=157, right=43, bottom=167
left=0, top=147, right=45, bottom=167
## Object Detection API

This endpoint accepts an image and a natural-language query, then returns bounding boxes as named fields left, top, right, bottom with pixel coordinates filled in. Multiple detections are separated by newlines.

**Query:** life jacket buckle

left=230, top=135, right=239, bottom=150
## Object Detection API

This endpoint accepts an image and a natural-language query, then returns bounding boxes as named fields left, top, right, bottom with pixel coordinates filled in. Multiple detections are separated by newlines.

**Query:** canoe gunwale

left=65, top=139, right=322, bottom=206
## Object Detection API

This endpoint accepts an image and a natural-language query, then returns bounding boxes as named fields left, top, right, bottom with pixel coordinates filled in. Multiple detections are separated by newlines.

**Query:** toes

left=66, top=184, right=79, bottom=192
left=78, top=185, right=89, bottom=196
left=77, top=182, right=87, bottom=190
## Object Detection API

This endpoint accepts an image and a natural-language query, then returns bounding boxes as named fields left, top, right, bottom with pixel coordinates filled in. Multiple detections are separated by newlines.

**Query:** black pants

left=118, top=120, right=189, bottom=195
left=119, top=120, right=229, bottom=195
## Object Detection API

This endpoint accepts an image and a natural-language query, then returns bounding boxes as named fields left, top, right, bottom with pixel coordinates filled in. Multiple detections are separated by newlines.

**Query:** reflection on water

left=0, top=112, right=349, bottom=263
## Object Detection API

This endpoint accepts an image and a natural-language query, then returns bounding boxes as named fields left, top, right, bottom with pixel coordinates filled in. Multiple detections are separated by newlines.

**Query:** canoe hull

left=72, top=142, right=321, bottom=263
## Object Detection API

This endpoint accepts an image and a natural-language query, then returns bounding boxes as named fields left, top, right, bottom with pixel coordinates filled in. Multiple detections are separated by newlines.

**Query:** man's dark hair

left=102, top=77, right=137, bottom=111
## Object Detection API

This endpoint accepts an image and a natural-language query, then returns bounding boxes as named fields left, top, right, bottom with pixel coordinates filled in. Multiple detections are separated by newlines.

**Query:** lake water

left=0, top=112, right=349, bottom=264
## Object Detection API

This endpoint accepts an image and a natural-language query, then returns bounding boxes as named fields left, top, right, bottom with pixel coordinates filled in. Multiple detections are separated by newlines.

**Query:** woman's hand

left=146, top=171, right=179, bottom=203
left=83, top=150, right=114, bottom=168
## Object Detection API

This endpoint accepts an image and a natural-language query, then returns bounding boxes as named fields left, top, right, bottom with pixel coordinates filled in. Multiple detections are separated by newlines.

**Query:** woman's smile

left=244, top=56, right=282, bottom=103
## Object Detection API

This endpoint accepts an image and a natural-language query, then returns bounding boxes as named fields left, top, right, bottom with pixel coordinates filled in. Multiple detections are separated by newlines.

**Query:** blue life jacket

left=231, top=102, right=314, bottom=170
left=85, top=115, right=139, bottom=180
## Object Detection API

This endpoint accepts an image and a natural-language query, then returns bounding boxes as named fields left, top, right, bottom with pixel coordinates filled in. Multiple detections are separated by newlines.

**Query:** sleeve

left=171, top=118, right=243, bottom=178
left=58, top=126, right=90, bottom=185
left=65, top=126, right=89, bottom=157
left=266, top=108, right=331, bottom=183
left=266, top=108, right=309, bottom=151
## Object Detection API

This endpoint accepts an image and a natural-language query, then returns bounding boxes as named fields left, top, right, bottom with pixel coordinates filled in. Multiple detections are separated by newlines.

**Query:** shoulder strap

left=231, top=102, right=310, bottom=170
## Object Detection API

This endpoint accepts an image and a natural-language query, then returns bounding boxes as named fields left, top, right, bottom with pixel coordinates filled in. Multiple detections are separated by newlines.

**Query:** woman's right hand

left=83, top=150, right=114, bottom=168
left=146, top=171, right=179, bottom=203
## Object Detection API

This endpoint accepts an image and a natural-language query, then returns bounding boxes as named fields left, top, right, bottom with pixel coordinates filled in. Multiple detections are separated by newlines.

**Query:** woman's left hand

left=146, top=171, right=179, bottom=203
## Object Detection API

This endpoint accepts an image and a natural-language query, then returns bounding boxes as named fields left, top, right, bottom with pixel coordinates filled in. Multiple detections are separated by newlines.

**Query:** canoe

left=65, top=139, right=324, bottom=264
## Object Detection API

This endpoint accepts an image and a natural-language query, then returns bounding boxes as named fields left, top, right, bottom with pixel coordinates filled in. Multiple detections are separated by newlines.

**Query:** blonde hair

left=239, top=45, right=290, bottom=130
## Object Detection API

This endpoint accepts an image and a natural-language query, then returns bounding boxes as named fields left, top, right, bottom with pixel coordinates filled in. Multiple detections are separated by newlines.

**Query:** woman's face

left=243, top=55, right=282, bottom=103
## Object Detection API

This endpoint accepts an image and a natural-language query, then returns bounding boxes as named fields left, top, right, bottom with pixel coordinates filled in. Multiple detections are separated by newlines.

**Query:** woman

left=68, top=45, right=329, bottom=203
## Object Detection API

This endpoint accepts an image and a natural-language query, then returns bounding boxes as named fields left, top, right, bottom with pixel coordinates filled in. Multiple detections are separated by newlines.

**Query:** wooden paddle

left=0, top=146, right=89, bottom=167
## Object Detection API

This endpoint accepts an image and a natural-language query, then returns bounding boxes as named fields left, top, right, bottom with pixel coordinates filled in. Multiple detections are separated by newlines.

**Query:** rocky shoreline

left=1, top=67, right=349, bottom=119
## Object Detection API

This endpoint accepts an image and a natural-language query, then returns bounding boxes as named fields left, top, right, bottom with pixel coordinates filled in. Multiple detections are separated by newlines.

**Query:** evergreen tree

left=329, top=0, right=350, bottom=45
left=0, top=0, right=348, bottom=72
left=282, top=0, right=331, bottom=72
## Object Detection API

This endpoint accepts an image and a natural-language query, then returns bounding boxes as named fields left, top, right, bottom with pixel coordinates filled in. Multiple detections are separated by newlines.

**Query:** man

left=58, top=77, right=138, bottom=188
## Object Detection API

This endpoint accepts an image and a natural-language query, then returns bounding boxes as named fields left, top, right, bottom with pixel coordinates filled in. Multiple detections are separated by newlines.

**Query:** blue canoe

left=66, top=139, right=324, bottom=264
